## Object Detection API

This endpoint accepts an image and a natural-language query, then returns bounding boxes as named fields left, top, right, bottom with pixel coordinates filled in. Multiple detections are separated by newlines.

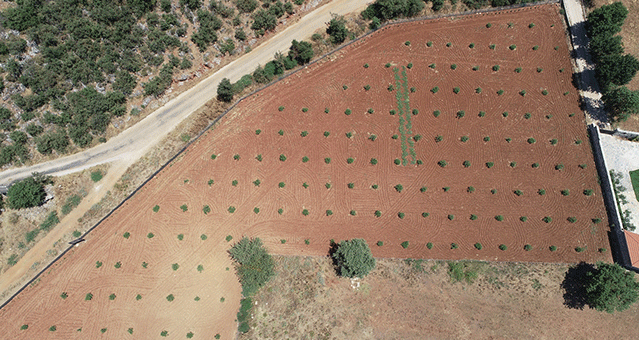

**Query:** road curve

left=0, top=0, right=372, bottom=186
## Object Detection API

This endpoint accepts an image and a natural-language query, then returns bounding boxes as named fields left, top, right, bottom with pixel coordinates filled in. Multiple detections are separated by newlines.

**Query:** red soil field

left=0, top=4, right=612, bottom=338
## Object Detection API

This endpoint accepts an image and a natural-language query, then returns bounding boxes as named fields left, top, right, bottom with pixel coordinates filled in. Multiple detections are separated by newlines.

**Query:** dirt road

left=0, top=0, right=372, bottom=187
left=562, top=0, right=609, bottom=125
left=0, top=0, right=371, bottom=302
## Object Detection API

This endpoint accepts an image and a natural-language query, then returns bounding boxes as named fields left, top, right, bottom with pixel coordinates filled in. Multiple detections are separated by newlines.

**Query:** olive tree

left=585, top=262, right=638, bottom=313
left=332, top=238, right=376, bottom=278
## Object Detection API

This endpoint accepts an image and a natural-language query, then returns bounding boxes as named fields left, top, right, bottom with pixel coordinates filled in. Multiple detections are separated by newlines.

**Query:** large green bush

left=229, top=237, right=275, bottom=297
left=332, top=238, right=376, bottom=278
left=585, top=262, right=638, bottom=313
left=8, top=174, right=48, bottom=209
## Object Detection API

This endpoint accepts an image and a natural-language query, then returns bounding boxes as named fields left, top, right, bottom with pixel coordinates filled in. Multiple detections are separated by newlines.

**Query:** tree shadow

left=561, top=262, right=596, bottom=309
left=328, top=240, right=340, bottom=276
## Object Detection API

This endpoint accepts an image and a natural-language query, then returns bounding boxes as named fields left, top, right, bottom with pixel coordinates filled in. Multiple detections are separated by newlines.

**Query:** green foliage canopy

left=7, top=174, right=48, bottom=209
left=229, top=237, right=275, bottom=297
left=585, top=262, right=638, bottom=313
left=332, top=238, right=376, bottom=278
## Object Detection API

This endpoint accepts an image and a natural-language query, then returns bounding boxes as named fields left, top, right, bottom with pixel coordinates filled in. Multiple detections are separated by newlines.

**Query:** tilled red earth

left=0, top=4, right=612, bottom=339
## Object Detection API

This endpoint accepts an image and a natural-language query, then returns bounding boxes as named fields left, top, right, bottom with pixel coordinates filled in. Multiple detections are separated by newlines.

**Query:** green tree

left=585, top=262, right=638, bottom=313
left=587, top=2, right=628, bottom=37
left=236, top=0, right=258, bottom=13
left=361, top=0, right=425, bottom=21
left=596, top=53, right=639, bottom=86
left=7, top=174, right=48, bottom=209
left=217, top=78, right=234, bottom=102
left=332, top=238, right=376, bottom=278
left=251, top=9, right=277, bottom=33
left=229, top=237, right=275, bottom=297
left=288, top=40, right=314, bottom=65
left=602, top=85, right=639, bottom=122
left=326, top=16, right=348, bottom=44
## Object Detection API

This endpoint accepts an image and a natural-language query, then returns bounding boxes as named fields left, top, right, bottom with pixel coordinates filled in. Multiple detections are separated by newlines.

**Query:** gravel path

left=599, top=133, right=639, bottom=233
left=562, top=0, right=609, bottom=125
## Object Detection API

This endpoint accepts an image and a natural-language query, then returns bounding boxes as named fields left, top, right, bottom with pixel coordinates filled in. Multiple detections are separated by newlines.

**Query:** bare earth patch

left=244, top=256, right=639, bottom=339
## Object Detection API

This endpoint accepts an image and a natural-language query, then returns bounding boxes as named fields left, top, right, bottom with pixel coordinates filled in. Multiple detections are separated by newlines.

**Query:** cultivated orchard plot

left=0, top=4, right=611, bottom=339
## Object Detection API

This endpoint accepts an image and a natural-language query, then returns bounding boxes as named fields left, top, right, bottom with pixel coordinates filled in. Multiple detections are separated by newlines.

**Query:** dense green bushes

left=361, top=0, right=425, bottom=22
left=8, top=174, right=49, bottom=209
left=332, top=238, right=376, bottom=278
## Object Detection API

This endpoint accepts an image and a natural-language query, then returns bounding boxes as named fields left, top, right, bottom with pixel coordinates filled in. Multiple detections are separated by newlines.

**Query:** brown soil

left=0, top=4, right=615, bottom=338
left=244, top=256, right=639, bottom=339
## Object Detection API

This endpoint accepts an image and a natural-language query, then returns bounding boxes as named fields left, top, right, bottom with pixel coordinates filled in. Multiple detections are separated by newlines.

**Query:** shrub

left=49, top=326, right=57, bottom=332
left=475, top=243, right=482, bottom=250
left=302, top=107, right=309, bottom=112
left=278, top=106, right=285, bottom=111
left=451, top=64, right=457, bottom=70
left=211, top=154, right=218, bottom=160
left=370, top=158, right=378, bottom=165
left=491, top=189, right=497, bottom=194
left=187, top=332, right=194, bottom=338
left=435, top=135, right=443, bottom=142
left=324, top=131, right=330, bottom=137
left=166, top=294, right=174, bottom=302
left=398, top=212, right=405, bottom=219
left=385, top=63, right=391, bottom=68
left=96, top=261, right=102, bottom=268
left=575, top=246, right=586, bottom=253
left=420, top=186, right=427, bottom=192
left=543, top=216, right=552, bottom=223
left=568, top=217, right=577, bottom=223
left=350, top=210, right=356, bottom=216
left=524, top=244, right=533, bottom=251
left=233, top=154, right=240, bottom=161
left=550, top=245, right=557, bottom=251
left=405, top=41, right=411, bottom=46
left=347, top=157, right=355, bottom=164
left=344, top=108, right=352, bottom=115
left=427, top=41, right=433, bottom=47
left=394, top=159, right=401, bottom=165
left=555, top=164, right=564, bottom=170
left=372, top=184, right=379, bottom=189
left=456, top=110, right=465, bottom=118
left=438, top=160, right=448, bottom=167
left=461, top=135, right=469, bottom=142
left=451, top=243, right=458, bottom=249
left=585, top=262, right=639, bottom=313
left=364, top=63, right=369, bottom=68
left=429, top=63, right=436, bottom=68
left=469, top=43, right=475, bottom=48
left=431, top=86, right=439, bottom=93
left=509, top=44, right=516, bottom=50
left=300, top=131, right=308, bottom=137
left=348, top=183, right=354, bottom=189
left=253, top=207, right=260, bottom=214
left=497, top=90, right=504, bottom=95
left=7, top=175, right=48, bottom=209
left=520, top=90, right=527, bottom=96
left=153, top=205, right=160, bottom=212
left=453, top=87, right=460, bottom=94
left=21, top=324, right=28, bottom=330
left=147, top=232, right=154, bottom=239
left=509, top=161, right=517, bottom=168
left=85, top=293, right=93, bottom=301
left=506, top=138, right=512, bottom=143
left=208, top=179, right=215, bottom=186
left=514, top=190, right=523, bottom=196
left=422, top=212, right=430, bottom=217
left=472, top=65, right=479, bottom=71
left=470, top=214, right=478, bottom=220
left=332, top=239, right=375, bottom=278
left=302, top=209, right=309, bottom=216
left=346, top=132, right=353, bottom=138
left=278, top=129, right=284, bottom=136
left=387, top=84, right=394, bottom=91
left=60, top=292, right=68, bottom=299
left=499, top=244, right=507, bottom=251
left=486, top=23, right=492, bottom=28
left=324, top=107, right=330, bottom=113
left=542, top=89, right=548, bottom=95
left=279, top=154, right=287, bottom=162
left=228, top=206, right=236, bottom=213
left=278, top=208, right=283, bottom=215
left=326, top=210, right=333, bottom=216
left=533, top=45, right=539, bottom=50
left=73, top=230, right=82, bottom=238
left=369, top=134, right=377, bottom=141
left=109, top=293, right=116, bottom=300
left=305, top=239, right=310, bottom=245
left=584, top=189, right=594, bottom=196
left=515, top=67, right=522, bottom=73
left=520, top=216, right=528, bottom=222
left=527, top=138, right=536, bottom=144
left=502, top=111, right=508, bottom=118
left=593, top=218, right=602, bottom=223
left=377, top=241, right=384, bottom=246
left=178, top=234, right=184, bottom=241
left=448, top=214, right=455, bottom=220
left=467, top=186, right=475, bottom=193
left=489, top=44, right=496, bottom=50
left=412, top=108, right=419, bottom=115
left=426, top=242, right=434, bottom=249
left=537, top=67, right=543, bottom=73
left=550, top=138, right=558, bottom=145
left=532, top=163, right=540, bottom=168
left=374, top=210, right=382, bottom=217
left=325, top=183, right=331, bottom=189
left=486, top=162, right=494, bottom=168
left=446, top=42, right=452, bottom=47
left=493, top=65, right=500, bottom=71
left=394, top=184, right=404, bottom=193
left=180, top=204, right=188, bottom=212
left=495, top=215, right=504, bottom=221
left=123, top=232, right=131, bottom=239
left=114, top=261, right=122, bottom=268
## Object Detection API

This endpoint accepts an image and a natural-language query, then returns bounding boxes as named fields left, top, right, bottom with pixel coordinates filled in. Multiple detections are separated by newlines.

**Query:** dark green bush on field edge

left=8, top=173, right=49, bottom=209
left=332, top=238, right=376, bottom=278
left=229, top=237, right=275, bottom=333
